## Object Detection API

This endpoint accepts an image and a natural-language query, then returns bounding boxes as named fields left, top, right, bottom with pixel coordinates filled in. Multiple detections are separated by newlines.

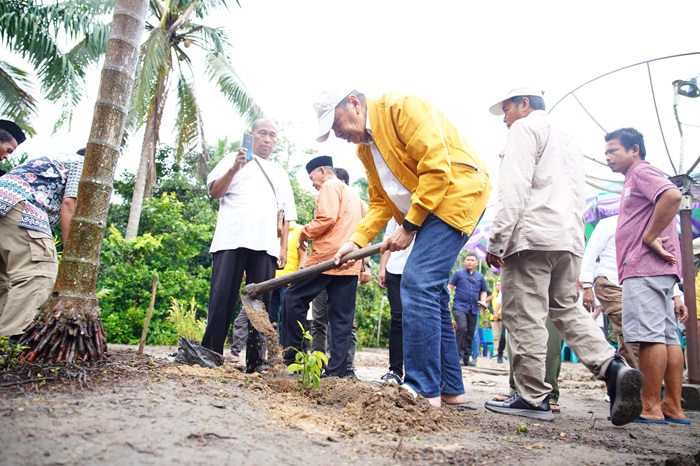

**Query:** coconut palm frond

left=192, top=0, right=235, bottom=19
left=131, top=28, right=172, bottom=122
left=174, top=76, right=201, bottom=163
left=48, top=1, right=114, bottom=41
left=205, top=52, right=262, bottom=126
left=65, top=23, right=111, bottom=70
left=0, top=62, right=37, bottom=135
left=188, top=24, right=231, bottom=55
left=149, top=0, right=165, bottom=22
left=0, top=1, right=112, bottom=130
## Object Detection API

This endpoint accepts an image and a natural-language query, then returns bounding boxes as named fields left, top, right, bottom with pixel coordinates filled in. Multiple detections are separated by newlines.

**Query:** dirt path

left=1, top=345, right=698, bottom=465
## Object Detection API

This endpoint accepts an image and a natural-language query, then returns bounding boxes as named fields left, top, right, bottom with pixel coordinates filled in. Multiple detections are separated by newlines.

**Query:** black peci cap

left=305, top=155, right=333, bottom=174
left=0, top=119, right=26, bottom=145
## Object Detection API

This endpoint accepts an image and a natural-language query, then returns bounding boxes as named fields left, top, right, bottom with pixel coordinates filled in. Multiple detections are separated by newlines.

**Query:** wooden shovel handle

left=243, top=243, right=383, bottom=298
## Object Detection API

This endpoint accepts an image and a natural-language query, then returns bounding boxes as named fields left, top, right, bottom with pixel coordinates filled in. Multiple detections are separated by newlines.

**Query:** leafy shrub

left=167, top=297, right=206, bottom=343
left=0, top=336, right=27, bottom=369
left=354, top=260, right=390, bottom=348
left=102, top=307, right=147, bottom=345
left=98, top=192, right=214, bottom=345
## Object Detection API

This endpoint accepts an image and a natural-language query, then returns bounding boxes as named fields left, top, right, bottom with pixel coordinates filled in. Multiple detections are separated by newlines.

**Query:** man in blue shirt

left=449, top=253, right=489, bottom=366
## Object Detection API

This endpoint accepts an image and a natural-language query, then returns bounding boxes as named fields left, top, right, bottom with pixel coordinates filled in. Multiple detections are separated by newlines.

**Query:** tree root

left=19, top=296, right=106, bottom=364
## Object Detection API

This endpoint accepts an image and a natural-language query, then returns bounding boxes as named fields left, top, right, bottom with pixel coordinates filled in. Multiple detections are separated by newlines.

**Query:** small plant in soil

left=0, top=336, right=27, bottom=369
left=515, top=425, right=529, bottom=434
left=287, top=321, right=328, bottom=391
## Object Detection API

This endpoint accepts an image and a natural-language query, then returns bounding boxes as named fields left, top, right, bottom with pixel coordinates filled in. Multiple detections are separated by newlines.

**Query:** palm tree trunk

left=20, top=0, right=148, bottom=363
left=124, top=72, right=168, bottom=240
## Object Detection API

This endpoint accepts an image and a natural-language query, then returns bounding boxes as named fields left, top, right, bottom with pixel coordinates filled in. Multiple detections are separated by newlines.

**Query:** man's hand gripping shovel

left=240, top=243, right=383, bottom=334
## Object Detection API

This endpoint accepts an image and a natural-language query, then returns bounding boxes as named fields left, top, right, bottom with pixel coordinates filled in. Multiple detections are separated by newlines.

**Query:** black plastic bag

left=174, top=337, right=223, bottom=368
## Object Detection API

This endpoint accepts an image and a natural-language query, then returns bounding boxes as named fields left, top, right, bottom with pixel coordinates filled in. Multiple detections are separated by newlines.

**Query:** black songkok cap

left=305, top=155, right=333, bottom=174
left=0, top=119, right=26, bottom=145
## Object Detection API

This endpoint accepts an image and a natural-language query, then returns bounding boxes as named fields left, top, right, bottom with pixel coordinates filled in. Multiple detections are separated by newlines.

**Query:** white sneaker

left=380, top=371, right=403, bottom=384
left=400, top=383, right=418, bottom=398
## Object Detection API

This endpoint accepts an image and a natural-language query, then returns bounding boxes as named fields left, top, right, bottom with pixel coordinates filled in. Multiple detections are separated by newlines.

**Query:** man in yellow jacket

left=314, top=89, right=491, bottom=407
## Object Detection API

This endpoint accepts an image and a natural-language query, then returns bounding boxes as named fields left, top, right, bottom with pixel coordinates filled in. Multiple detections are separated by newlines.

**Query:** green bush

left=102, top=307, right=147, bottom=345
left=354, top=261, right=390, bottom=348
left=98, top=192, right=214, bottom=345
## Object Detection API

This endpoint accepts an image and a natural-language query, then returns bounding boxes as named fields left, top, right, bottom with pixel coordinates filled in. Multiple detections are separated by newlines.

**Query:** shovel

left=241, top=243, right=383, bottom=334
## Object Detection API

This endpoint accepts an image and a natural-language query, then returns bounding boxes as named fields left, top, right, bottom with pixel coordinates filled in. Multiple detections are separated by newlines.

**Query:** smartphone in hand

left=242, top=133, right=254, bottom=161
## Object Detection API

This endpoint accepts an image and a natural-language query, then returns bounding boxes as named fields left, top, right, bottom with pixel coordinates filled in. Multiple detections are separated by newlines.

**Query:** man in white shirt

left=580, top=215, right=639, bottom=369
left=201, top=118, right=297, bottom=373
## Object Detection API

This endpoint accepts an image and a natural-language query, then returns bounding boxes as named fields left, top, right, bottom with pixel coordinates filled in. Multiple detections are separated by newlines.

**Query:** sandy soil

left=1, top=345, right=699, bottom=466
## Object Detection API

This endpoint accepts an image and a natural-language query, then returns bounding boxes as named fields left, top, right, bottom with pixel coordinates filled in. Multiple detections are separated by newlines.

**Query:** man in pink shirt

left=606, top=127, right=690, bottom=424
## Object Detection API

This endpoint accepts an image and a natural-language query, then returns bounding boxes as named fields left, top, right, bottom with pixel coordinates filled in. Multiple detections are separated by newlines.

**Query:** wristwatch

left=581, top=282, right=593, bottom=289
left=402, top=219, right=420, bottom=232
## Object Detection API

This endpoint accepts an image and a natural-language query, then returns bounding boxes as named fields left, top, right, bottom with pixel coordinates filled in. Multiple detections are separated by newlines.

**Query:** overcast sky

left=8, top=0, right=700, bottom=201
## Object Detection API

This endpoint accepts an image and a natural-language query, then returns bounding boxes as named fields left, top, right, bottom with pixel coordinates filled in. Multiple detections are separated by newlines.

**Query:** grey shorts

left=621, top=275, right=680, bottom=345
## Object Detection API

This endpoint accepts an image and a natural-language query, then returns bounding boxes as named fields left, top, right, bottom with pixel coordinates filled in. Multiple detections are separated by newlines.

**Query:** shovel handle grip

left=243, top=243, right=383, bottom=298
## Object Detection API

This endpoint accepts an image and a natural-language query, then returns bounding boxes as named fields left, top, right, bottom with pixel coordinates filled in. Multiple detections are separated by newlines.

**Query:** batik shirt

left=0, top=154, right=84, bottom=236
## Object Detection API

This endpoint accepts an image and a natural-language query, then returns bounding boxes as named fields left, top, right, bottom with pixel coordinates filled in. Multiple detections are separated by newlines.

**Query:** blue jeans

left=401, top=214, right=468, bottom=398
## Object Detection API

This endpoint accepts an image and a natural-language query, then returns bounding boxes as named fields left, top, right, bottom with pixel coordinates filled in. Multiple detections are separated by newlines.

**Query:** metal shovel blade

left=240, top=243, right=382, bottom=334
left=240, top=293, right=277, bottom=335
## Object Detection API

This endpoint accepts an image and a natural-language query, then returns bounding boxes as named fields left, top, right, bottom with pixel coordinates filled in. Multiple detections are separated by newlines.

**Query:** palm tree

left=0, top=0, right=112, bottom=133
left=20, top=0, right=149, bottom=363
left=124, top=0, right=261, bottom=239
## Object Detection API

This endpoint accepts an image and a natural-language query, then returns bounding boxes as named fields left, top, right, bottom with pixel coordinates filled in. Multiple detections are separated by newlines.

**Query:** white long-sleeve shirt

left=579, top=215, right=619, bottom=286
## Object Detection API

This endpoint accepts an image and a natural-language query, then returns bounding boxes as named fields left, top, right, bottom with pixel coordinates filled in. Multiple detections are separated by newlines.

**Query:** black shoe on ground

left=343, top=370, right=358, bottom=380
left=484, top=394, right=554, bottom=421
left=605, top=354, right=643, bottom=426
left=380, top=371, right=403, bottom=384
left=497, top=355, right=504, bottom=364
left=468, top=357, right=477, bottom=367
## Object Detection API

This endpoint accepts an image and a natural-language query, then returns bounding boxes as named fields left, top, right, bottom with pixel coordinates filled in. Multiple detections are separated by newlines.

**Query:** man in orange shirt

left=281, top=155, right=366, bottom=377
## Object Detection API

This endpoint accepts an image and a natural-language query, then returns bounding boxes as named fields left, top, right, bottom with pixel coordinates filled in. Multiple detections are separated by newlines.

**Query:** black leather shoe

left=605, top=354, right=643, bottom=426
left=484, top=394, right=554, bottom=421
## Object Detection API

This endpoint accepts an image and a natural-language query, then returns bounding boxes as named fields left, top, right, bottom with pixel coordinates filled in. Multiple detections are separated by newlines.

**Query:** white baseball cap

left=313, top=88, right=354, bottom=142
left=489, top=86, right=545, bottom=115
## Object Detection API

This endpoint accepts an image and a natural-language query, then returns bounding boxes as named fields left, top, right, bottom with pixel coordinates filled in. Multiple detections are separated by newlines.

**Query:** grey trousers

left=507, top=318, right=563, bottom=403
left=501, top=250, right=615, bottom=406
left=310, top=288, right=357, bottom=369
left=229, top=309, right=248, bottom=356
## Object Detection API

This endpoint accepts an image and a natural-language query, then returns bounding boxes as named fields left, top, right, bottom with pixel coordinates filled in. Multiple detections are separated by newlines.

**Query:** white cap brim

left=489, top=86, right=545, bottom=116
left=313, top=87, right=354, bottom=143
left=316, top=108, right=334, bottom=142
